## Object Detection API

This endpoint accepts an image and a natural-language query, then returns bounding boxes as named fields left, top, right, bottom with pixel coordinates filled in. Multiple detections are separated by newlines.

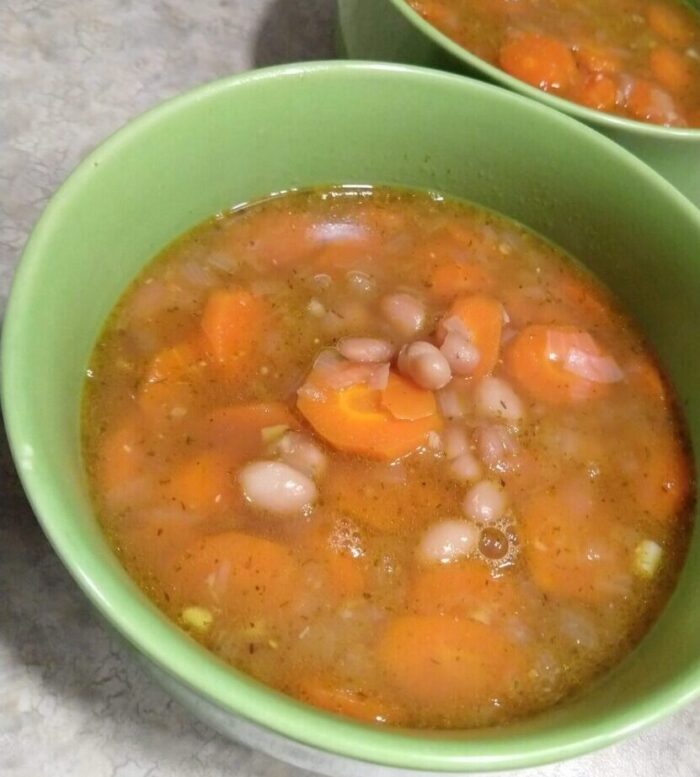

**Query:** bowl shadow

left=253, top=0, right=337, bottom=67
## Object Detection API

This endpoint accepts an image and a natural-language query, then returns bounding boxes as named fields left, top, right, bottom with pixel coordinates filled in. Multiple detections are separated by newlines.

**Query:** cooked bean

left=239, top=460, right=317, bottom=514
left=418, top=519, right=480, bottom=564
left=443, top=424, right=469, bottom=460
left=476, top=424, right=521, bottom=473
left=380, top=293, right=426, bottom=337
left=346, top=270, right=376, bottom=295
left=337, top=337, right=394, bottom=363
left=463, top=480, right=508, bottom=523
left=449, top=451, right=483, bottom=482
left=397, top=341, right=452, bottom=390
left=277, top=432, right=327, bottom=480
left=440, top=332, right=481, bottom=376
left=475, top=376, right=525, bottom=422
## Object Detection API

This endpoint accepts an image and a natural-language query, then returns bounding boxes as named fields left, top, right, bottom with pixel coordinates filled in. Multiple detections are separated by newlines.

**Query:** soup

left=83, top=187, right=693, bottom=729
left=406, top=0, right=700, bottom=127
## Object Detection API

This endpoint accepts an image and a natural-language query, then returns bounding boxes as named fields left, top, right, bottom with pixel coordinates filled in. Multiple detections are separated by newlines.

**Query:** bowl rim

left=385, top=0, right=700, bottom=140
left=3, top=60, right=700, bottom=773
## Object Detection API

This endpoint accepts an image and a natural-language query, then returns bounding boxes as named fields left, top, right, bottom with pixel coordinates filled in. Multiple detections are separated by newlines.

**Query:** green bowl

left=2, top=61, right=700, bottom=774
left=336, top=0, right=700, bottom=207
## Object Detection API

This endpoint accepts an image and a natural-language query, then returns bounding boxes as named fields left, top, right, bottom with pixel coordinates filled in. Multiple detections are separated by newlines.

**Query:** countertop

left=1, top=1, right=699, bottom=775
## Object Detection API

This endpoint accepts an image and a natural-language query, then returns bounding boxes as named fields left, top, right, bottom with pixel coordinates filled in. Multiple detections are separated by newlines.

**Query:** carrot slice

left=439, top=295, right=503, bottom=379
left=574, top=42, right=622, bottom=75
left=428, top=261, right=492, bottom=301
left=296, top=676, right=404, bottom=725
left=297, top=369, right=441, bottom=460
left=381, top=371, right=438, bottom=421
left=505, top=324, right=612, bottom=404
left=201, top=288, right=268, bottom=373
left=647, top=3, right=695, bottom=46
left=172, top=531, right=300, bottom=614
left=650, top=46, right=692, bottom=93
left=576, top=73, right=618, bottom=112
left=163, top=452, right=235, bottom=514
left=625, top=79, right=678, bottom=125
left=499, top=34, right=577, bottom=91
left=521, top=486, right=632, bottom=603
left=408, top=559, right=522, bottom=620
left=377, top=615, right=528, bottom=710
left=138, top=340, right=203, bottom=421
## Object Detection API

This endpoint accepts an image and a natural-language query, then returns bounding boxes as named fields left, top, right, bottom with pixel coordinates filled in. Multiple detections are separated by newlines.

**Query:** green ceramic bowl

left=2, top=62, right=700, bottom=775
left=336, top=0, right=700, bottom=207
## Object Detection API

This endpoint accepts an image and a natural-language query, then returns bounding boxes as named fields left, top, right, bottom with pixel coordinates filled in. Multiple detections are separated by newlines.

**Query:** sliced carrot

left=296, top=676, right=404, bottom=725
left=634, top=434, right=692, bottom=523
left=499, top=34, right=577, bottom=91
left=521, top=487, right=632, bottom=603
left=576, top=73, right=618, bottom=112
left=650, top=46, right=692, bottom=93
left=201, top=288, right=268, bottom=373
left=377, top=615, right=529, bottom=710
left=138, top=339, right=203, bottom=421
left=297, top=369, right=441, bottom=460
left=625, top=78, right=678, bottom=125
left=97, top=416, right=144, bottom=493
left=408, top=560, right=522, bottom=620
left=380, top=371, right=438, bottom=421
left=428, top=261, right=492, bottom=301
left=172, top=531, right=300, bottom=614
left=163, top=452, right=234, bottom=514
left=574, top=42, right=622, bottom=75
left=647, top=3, right=695, bottom=46
left=505, top=324, right=611, bottom=404
left=439, top=294, right=503, bottom=379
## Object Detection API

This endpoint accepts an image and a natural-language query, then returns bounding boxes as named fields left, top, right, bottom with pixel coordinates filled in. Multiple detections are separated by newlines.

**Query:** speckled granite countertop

left=1, top=2, right=699, bottom=775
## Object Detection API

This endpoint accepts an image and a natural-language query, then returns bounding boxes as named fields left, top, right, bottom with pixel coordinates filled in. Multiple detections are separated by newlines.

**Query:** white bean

left=337, top=337, right=394, bottom=363
left=440, top=332, right=480, bottom=376
left=476, top=424, right=521, bottom=473
left=346, top=270, right=376, bottom=295
left=397, top=341, right=452, bottom=390
left=417, top=519, right=479, bottom=564
left=380, top=293, right=425, bottom=338
left=475, top=376, right=525, bottom=422
left=239, top=461, right=317, bottom=514
left=277, top=432, right=327, bottom=480
left=449, top=451, right=483, bottom=482
left=462, top=480, right=508, bottom=523
left=443, top=424, right=468, bottom=460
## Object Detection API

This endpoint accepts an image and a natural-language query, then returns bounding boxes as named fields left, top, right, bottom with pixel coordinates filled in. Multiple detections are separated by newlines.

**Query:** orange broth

left=407, top=0, right=700, bottom=127
left=83, top=187, right=694, bottom=728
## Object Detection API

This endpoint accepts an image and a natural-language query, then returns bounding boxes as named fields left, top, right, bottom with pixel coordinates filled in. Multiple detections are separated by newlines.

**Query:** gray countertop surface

left=1, top=1, right=698, bottom=775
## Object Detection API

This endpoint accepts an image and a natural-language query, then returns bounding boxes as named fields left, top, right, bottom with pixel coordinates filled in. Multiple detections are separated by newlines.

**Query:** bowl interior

left=3, top=62, right=700, bottom=772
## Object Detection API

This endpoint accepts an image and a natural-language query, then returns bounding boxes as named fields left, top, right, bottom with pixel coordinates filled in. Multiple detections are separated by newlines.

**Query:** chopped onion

left=565, top=349, right=623, bottom=384
left=546, top=329, right=623, bottom=384
left=367, top=362, right=390, bottom=390
left=634, top=540, right=663, bottom=579
left=442, top=314, right=472, bottom=340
